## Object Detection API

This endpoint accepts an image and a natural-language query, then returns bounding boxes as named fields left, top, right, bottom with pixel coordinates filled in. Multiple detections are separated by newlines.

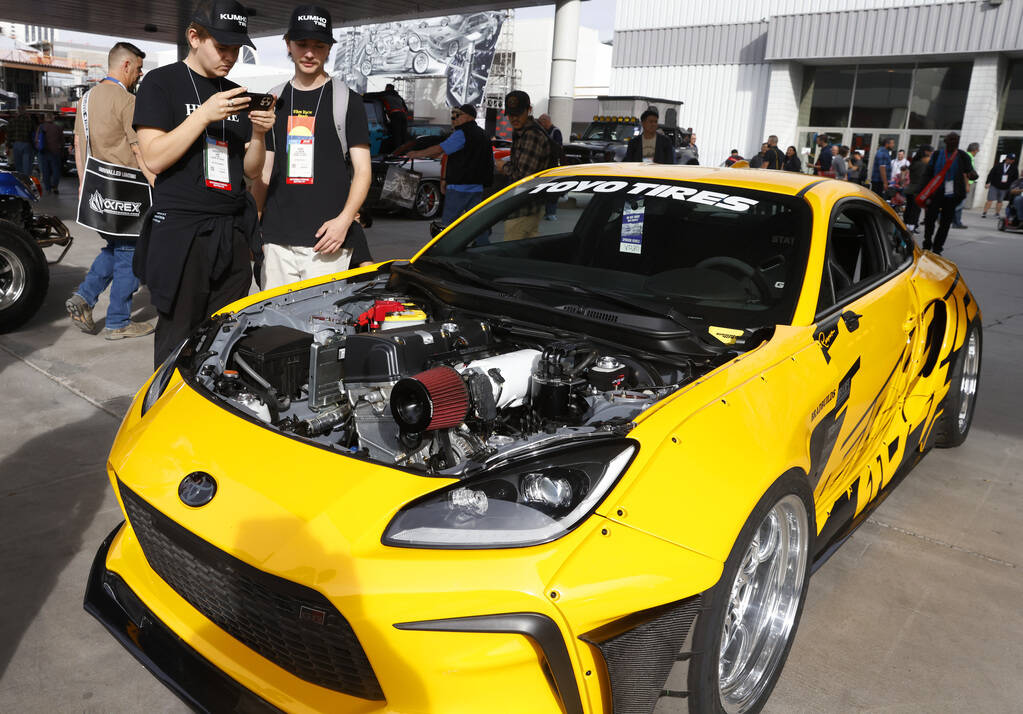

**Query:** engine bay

left=185, top=271, right=712, bottom=475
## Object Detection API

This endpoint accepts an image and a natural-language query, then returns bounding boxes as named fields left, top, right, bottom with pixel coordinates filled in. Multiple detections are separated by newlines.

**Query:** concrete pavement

left=1, top=189, right=1020, bottom=713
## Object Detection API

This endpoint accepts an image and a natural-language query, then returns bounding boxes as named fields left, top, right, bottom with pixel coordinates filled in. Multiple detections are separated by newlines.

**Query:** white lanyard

left=186, top=64, right=226, bottom=142
left=290, top=80, right=327, bottom=123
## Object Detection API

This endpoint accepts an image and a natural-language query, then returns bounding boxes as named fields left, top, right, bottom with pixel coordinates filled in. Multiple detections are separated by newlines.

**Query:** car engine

left=187, top=273, right=699, bottom=474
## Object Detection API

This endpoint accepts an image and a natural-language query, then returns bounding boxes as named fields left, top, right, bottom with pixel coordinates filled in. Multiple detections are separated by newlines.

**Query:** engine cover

left=343, top=320, right=492, bottom=384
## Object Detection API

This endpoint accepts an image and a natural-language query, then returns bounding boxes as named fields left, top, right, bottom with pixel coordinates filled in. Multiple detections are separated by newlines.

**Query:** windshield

left=581, top=122, right=639, bottom=142
left=420, top=176, right=812, bottom=329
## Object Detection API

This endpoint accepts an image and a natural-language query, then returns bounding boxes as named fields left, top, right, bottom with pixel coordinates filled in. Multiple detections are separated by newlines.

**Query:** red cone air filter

left=390, top=366, right=469, bottom=432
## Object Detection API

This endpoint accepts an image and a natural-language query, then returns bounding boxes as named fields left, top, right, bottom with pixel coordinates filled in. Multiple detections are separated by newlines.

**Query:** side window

left=876, top=212, right=914, bottom=266
left=819, top=204, right=887, bottom=312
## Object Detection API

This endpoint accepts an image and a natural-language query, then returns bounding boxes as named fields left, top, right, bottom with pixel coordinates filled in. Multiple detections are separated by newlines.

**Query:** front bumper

left=84, top=522, right=281, bottom=713
left=92, top=376, right=722, bottom=713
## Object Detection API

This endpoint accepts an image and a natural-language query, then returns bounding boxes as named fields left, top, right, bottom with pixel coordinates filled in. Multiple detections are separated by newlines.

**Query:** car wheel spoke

left=718, top=495, right=808, bottom=714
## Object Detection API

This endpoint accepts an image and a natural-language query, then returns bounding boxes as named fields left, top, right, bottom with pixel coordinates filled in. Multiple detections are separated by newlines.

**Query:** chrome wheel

left=0, top=244, right=27, bottom=311
left=718, top=494, right=809, bottom=713
left=414, top=182, right=442, bottom=219
left=958, top=330, right=980, bottom=433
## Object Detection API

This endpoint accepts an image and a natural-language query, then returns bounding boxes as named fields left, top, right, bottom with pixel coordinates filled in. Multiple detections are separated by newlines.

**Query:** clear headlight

left=383, top=440, right=637, bottom=548
left=140, top=340, right=186, bottom=416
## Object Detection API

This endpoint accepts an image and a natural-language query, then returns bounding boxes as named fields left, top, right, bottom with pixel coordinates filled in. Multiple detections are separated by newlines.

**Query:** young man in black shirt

left=255, top=6, right=372, bottom=290
left=133, top=0, right=275, bottom=368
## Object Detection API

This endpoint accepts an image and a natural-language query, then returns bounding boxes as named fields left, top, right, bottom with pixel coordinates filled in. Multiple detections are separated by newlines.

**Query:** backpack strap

left=331, top=76, right=350, bottom=161
left=80, top=89, right=92, bottom=158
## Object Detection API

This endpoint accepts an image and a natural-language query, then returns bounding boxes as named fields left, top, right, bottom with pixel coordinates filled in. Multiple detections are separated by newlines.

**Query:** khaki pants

left=262, top=243, right=353, bottom=290
left=503, top=210, right=542, bottom=241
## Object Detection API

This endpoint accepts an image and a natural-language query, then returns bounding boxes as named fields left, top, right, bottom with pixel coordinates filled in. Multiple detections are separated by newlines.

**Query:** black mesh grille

left=583, top=596, right=701, bottom=714
left=119, top=481, right=384, bottom=700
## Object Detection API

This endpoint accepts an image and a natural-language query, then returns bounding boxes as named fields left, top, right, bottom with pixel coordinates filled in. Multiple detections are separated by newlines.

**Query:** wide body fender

left=597, top=326, right=819, bottom=565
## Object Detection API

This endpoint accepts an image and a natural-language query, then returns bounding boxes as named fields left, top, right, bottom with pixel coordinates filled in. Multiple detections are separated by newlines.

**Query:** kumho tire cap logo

left=88, top=190, right=142, bottom=217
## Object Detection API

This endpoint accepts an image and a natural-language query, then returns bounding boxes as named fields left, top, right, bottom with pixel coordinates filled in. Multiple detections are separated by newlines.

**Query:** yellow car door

left=806, top=199, right=918, bottom=535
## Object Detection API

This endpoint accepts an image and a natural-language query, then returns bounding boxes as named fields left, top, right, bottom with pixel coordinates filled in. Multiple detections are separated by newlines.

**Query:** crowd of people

left=52, top=0, right=562, bottom=367
left=6, top=0, right=1014, bottom=361
left=3, top=107, right=67, bottom=194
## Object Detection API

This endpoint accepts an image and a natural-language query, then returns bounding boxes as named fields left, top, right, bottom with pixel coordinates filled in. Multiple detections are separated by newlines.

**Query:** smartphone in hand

left=242, top=92, right=275, bottom=111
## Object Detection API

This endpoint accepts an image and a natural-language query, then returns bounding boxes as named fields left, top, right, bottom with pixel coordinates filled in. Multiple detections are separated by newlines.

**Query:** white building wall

left=960, top=54, right=1006, bottom=208
left=763, top=62, right=803, bottom=154
left=610, top=63, right=772, bottom=167
left=513, top=17, right=612, bottom=115
left=615, top=0, right=958, bottom=30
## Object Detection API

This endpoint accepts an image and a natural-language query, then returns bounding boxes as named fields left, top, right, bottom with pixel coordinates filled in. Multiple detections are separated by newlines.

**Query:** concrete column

left=547, top=0, right=580, bottom=136
left=763, top=62, right=803, bottom=154
left=960, top=54, right=1005, bottom=208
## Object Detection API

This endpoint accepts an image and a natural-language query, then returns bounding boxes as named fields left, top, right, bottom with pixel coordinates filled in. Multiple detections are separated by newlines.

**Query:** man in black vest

left=408, top=103, right=493, bottom=230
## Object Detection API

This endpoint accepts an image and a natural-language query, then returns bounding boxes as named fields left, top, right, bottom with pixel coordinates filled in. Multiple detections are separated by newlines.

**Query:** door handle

left=841, top=310, right=861, bottom=332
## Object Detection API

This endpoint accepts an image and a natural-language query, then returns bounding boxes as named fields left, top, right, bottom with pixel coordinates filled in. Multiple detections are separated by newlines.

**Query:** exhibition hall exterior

left=610, top=0, right=1023, bottom=203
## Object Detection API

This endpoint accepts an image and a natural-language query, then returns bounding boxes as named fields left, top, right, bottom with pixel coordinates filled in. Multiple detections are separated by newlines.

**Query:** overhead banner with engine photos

left=332, top=12, right=504, bottom=107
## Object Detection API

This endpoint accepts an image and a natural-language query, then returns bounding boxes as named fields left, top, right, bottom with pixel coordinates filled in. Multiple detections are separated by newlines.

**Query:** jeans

left=441, top=188, right=483, bottom=227
left=76, top=236, right=139, bottom=329
left=11, top=141, right=34, bottom=176
left=39, top=150, right=61, bottom=191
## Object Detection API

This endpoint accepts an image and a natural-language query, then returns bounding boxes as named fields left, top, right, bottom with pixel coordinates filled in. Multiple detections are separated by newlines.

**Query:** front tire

left=411, top=181, right=443, bottom=220
left=688, top=474, right=814, bottom=713
left=0, top=218, right=48, bottom=333
left=933, top=322, right=981, bottom=448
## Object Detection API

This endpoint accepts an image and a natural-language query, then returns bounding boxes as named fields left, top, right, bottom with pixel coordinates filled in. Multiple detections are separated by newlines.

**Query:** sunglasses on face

left=451, top=112, right=462, bottom=120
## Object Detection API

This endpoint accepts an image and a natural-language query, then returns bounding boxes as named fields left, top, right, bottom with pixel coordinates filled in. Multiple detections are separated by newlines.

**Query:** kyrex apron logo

left=89, top=190, right=143, bottom=217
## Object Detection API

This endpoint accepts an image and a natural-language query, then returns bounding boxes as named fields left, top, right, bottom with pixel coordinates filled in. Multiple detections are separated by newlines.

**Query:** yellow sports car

left=85, top=165, right=981, bottom=714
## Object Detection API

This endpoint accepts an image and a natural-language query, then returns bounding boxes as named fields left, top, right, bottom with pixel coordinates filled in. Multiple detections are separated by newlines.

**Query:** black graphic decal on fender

left=808, top=358, right=860, bottom=490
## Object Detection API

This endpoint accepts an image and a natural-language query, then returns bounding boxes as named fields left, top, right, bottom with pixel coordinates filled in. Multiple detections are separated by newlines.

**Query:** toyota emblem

left=178, top=472, right=217, bottom=507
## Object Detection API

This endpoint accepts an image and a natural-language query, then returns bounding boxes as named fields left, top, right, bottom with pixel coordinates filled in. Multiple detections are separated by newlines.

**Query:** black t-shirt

left=133, top=62, right=252, bottom=211
left=261, top=80, right=370, bottom=249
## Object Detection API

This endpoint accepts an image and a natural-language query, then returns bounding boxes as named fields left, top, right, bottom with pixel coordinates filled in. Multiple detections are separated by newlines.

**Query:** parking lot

left=1, top=190, right=1021, bottom=713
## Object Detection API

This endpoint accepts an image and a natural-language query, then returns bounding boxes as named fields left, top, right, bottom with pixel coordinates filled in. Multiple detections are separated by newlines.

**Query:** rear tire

left=934, top=322, right=981, bottom=448
left=0, top=218, right=48, bottom=333
left=687, top=473, right=814, bottom=714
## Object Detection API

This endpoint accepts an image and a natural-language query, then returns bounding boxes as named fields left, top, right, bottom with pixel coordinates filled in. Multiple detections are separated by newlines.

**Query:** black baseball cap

left=504, top=90, right=530, bottom=116
left=288, top=5, right=335, bottom=45
left=455, top=103, right=477, bottom=118
left=192, top=0, right=254, bottom=48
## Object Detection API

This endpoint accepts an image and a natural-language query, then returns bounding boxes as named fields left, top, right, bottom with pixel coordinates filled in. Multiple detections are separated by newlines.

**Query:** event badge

left=620, top=202, right=645, bottom=253
left=287, top=115, right=315, bottom=185
left=945, top=179, right=954, bottom=196
left=204, top=136, right=232, bottom=191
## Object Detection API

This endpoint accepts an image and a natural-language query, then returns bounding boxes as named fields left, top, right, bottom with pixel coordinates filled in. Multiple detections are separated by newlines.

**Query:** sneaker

left=982, top=212, right=987, bottom=218
left=103, top=321, right=155, bottom=340
left=952, top=223, right=967, bottom=229
left=65, top=293, right=95, bottom=333
left=544, top=214, right=558, bottom=221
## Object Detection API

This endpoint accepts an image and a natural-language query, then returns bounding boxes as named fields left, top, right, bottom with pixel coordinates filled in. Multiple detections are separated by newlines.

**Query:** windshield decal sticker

left=620, top=202, right=645, bottom=254
left=528, top=180, right=759, bottom=212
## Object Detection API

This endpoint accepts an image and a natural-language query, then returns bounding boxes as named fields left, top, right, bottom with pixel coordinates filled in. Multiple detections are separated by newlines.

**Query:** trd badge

left=178, top=472, right=217, bottom=507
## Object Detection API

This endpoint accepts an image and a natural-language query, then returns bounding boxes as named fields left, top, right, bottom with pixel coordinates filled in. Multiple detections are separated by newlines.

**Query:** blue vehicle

left=0, top=170, right=72, bottom=332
